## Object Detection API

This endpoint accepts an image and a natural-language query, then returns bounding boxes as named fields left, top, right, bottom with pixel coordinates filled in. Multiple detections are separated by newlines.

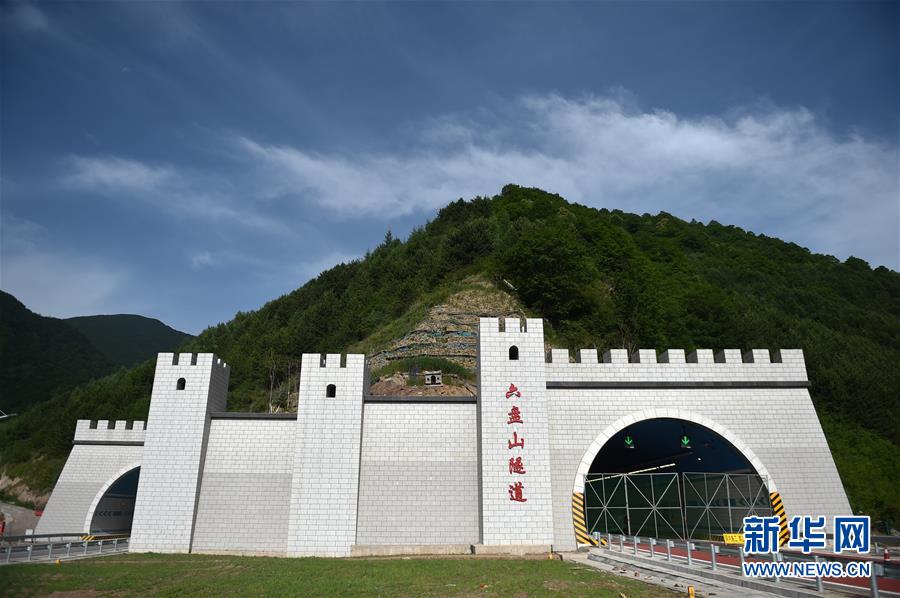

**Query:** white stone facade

left=192, top=418, right=295, bottom=555
left=37, top=318, right=851, bottom=555
left=356, top=402, right=479, bottom=546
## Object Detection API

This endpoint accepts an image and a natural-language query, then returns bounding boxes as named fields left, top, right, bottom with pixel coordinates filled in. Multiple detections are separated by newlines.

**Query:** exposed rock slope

left=365, top=278, right=524, bottom=373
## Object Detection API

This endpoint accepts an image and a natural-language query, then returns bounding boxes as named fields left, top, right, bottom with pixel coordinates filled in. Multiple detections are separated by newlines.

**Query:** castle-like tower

left=477, top=318, right=554, bottom=546
left=130, top=353, right=229, bottom=553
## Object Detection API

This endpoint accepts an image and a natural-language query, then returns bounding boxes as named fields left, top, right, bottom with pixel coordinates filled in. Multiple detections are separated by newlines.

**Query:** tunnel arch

left=571, top=409, right=778, bottom=544
left=572, top=408, right=776, bottom=497
left=83, top=463, right=141, bottom=534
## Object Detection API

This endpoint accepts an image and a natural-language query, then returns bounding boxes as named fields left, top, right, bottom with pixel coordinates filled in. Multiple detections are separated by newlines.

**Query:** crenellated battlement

left=73, top=419, right=146, bottom=444
left=300, top=353, right=366, bottom=369
left=479, top=317, right=544, bottom=335
left=545, top=347, right=808, bottom=383
left=158, top=352, right=230, bottom=373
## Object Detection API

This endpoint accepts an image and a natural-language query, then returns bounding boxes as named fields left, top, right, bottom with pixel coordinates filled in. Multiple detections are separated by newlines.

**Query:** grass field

left=0, top=553, right=677, bottom=596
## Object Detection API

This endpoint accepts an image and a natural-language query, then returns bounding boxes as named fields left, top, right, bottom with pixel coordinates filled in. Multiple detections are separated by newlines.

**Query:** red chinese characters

left=508, top=456, right=526, bottom=474
left=506, top=382, right=527, bottom=503
left=508, top=481, right=527, bottom=502
left=507, top=430, right=524, bottom=449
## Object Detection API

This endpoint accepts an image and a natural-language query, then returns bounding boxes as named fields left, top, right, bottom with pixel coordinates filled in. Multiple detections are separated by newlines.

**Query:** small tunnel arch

left=85, top=465, right=141, bottom=535
left=326, top=384, right=336, bottom=398
left=509, top=346, right=519, bottom=360
left=176, top=378, right=186, bottom=390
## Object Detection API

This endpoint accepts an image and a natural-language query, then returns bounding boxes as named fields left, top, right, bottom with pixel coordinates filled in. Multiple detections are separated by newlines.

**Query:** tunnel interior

left=89, top=467, right=140, bottom=535
left=584, top=418, right=770, bottom=539
left=588, top=418, right=755, bottom=477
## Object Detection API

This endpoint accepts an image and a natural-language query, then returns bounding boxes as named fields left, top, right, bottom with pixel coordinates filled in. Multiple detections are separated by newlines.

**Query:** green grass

left=0, top=553, right=677, bottom=597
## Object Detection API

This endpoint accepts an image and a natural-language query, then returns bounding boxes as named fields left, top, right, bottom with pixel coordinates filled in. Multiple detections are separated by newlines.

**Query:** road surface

left=0, top=502, right=39, bottom=537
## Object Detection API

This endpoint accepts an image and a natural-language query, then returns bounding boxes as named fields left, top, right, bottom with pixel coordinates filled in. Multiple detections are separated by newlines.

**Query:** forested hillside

left=0, top=291, right=114, bottom=414
left=1, top=185, right=897, bottom=523
left=66, top=314, right=191, bottom=368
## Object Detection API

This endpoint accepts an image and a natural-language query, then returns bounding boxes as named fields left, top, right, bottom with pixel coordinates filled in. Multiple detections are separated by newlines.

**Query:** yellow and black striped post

left=770, top=491, right=789, bottom=546
left=572, top=492, right=599, bottom=546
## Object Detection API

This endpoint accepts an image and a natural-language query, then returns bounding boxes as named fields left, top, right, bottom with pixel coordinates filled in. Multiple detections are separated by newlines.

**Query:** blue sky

left=2, top=1, right=897, bottom=334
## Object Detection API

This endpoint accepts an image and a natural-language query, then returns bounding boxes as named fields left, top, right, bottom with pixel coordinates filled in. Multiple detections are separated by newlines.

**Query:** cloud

left=57, top=94, right=898, bottom=268
left=65, top=156, right=174, bottom=192
left=190, top=251, right=215, bottom=269
left=4, top=2, right=50, bottom=33
left=236, top=94, right=899, bottom=268
left=0, top=214, right=134, bottom=317
left=62, top=155, right=289, bottom=234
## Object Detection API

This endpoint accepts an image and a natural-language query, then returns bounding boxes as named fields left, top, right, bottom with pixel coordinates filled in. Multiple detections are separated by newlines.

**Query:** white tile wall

left=191, top=419, right=296, bottom=554
left=356, top=403, right=479, bottom=545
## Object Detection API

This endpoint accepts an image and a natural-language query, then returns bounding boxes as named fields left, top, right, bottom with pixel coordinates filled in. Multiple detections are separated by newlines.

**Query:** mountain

left=1, top=185, right=897, bottom=523
left=0, top=292, right=192, bottom=415
left=66, top=314, right=191, bottom=368
left=0, top=291, right=114, bottom=414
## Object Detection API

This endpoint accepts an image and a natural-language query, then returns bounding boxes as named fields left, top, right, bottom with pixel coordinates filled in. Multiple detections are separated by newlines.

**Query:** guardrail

left=1, top=533, right=88, bottom=546
left=593, top=532, right=898, bottom=597
left=1, top=532, right=128, bottom=545
left=2, top=536, right=129, bottom=565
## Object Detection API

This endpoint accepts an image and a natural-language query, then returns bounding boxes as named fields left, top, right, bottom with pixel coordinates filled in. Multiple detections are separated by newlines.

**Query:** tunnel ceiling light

left=626, top=462, right=676, bottom=475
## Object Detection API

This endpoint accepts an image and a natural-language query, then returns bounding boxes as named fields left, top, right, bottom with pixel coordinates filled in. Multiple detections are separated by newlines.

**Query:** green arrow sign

left=624, top=435, right=635, bottom=449
left=680, top=435, right=691, bottom=449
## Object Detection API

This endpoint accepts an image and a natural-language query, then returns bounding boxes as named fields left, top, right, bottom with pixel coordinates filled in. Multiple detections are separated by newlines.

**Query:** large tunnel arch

left=573, top=409, right=775, bottom=495
left=84, top=464, right=141, bottom=535
left=571, top=409, right=779, bottom=542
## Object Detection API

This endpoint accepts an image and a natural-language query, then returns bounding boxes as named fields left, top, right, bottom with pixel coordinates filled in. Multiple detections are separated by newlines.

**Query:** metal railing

left=593, top=531, right=898, bottom=598
left=1, top=532, right=92, bottom=546
left=2, top=536, right=129, bottom=565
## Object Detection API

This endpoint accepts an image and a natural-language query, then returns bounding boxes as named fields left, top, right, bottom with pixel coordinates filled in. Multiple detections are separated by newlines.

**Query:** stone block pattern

left=477, top=318, right=555, bottom=545
left=547, top=387, right=852, bottom=550
left=287, top=354, right=366, bottom=556
left=130, top=353, right=230, bottom=553
left=191, top=419, right=296, bottom=554
left=356, top=403, right=479, bottom=545
left=35, top=444, right=143, bottom=534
